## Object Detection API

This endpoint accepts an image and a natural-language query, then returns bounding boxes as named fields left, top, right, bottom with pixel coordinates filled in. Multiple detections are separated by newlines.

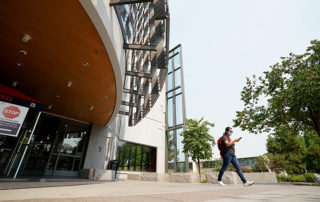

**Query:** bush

left=241, top=166, right=253, bottom=173
left=276, top=174, right=315, bottom=182
left=252, top=156, right=269, bottom=172
left=304, top=173, right=316, bottom=182
left=276, top=174, right=291, bottom=182
left=214, top=160, right=223, bottom=171
left=213, top=160, right=237, bottom=172
left=290, top=175, right=305, bottom=182
left=201, top=179, right=207, bottom=183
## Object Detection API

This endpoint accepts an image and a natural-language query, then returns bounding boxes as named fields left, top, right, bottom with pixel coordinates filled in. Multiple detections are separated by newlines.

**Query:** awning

left=0, top=84, right=42, bottom=110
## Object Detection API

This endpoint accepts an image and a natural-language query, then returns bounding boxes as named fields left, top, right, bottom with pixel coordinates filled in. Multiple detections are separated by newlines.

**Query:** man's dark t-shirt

left=222, top=135, right=235, bottom=155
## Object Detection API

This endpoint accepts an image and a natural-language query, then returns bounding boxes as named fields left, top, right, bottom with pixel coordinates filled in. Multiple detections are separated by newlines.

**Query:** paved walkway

left=0, top=181, right=319, bottom=201
left=0, top=177, right=107, bottom=190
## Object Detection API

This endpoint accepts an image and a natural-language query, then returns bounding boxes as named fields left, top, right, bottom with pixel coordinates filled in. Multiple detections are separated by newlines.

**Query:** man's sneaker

left=217, top=180, right=226, bottom=186
left=244, top=181, right=254, bottom=187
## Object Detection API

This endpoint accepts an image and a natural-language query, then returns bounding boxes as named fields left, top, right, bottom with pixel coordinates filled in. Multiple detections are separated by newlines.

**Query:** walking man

left=217, top=127, right=254, bottom=187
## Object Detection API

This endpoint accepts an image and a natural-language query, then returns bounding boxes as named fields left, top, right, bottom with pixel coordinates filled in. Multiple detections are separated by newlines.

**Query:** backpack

left=217, top=134, right=230, bottom=157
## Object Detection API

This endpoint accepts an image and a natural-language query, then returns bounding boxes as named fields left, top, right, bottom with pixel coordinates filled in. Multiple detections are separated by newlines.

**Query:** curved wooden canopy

left=0, top=0, right=117, bottom=125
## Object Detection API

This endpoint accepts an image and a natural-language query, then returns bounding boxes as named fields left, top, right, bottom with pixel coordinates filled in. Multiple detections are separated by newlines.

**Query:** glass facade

left=0, top=112, right=90, bottom=177
left=116, top=140, right=156, bottom=172
left=238, top=157, right=258, bottom=167
left=166, top=45, right=188, bottom=173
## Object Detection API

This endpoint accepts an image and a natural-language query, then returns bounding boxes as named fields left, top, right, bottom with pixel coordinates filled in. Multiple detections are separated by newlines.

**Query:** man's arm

left=224, top=137, right=242, bottom=147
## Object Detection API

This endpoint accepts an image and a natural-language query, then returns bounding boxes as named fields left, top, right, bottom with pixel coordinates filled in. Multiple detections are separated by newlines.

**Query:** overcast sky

left=168, top=0, right=320, bottom=158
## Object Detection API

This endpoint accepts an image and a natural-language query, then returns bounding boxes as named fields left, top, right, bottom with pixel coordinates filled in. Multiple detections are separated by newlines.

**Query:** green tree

left=304, top=131, right=320, bottom=172
left=265, top=153, right=288, bottom=174
left=233, top=40, right=320, bottom=138
left=266, top=124, right=307, bottom=174
left=252, top=155, right=269, bottom=172
left=180, top=118, right=215, bottom=177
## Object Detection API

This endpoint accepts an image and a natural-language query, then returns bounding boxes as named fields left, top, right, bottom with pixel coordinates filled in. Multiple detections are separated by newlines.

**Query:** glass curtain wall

left=2, top=113, right=90, bottom=177
left=116, top=140, right=156, bottom=172
left=166, top=44, right=188, bottom=173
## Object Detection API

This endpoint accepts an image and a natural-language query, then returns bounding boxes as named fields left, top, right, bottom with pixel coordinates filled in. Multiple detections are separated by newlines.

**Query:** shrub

left=214, top=160, right=223, bottom=171
left=241, top=166, right=253, bottom=173
left=276, top=174, right=316, bottom=182
left=290, top=175, right=305, bottom=182
left=276, top=174, right=290, bottom=182
left=252, top=156, right=269, bottom=172
left=201, top=179, right=207, bottom=183
left=304, top=173, right=316, bottom=182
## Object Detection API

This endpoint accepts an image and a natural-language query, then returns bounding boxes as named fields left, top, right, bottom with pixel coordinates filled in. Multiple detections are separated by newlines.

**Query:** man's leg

left=231, top=155, right=247, bottom=183
left=218, top=154, right=232, bottom=181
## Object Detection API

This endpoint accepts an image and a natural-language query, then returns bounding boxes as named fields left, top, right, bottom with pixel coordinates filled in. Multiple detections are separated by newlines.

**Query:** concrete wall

left=243, top=172, right=277, bottom=183
left=84, top=115, right=120, bottom=169
left=84, top=87, right=166, bottom=172
left=84, top=90, right=166, bottom=173
left=205, top=172, right=277, bottom=184
left=118, top=88, right=167, bottom=173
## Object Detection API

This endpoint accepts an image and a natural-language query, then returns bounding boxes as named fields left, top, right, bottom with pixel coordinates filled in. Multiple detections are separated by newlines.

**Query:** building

left=0, top=0, right=189, bottom=180
left=197, top=156, right=258, bottom=170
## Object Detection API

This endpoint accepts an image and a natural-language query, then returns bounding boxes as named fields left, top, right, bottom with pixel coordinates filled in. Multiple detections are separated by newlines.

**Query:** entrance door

left=19, top=115, right=65, bottom=176
left=45, top=120, right=89, bottom=177
left=0, top=109, right=39, bottom=177
left=7, top=113, right=90, bottom=177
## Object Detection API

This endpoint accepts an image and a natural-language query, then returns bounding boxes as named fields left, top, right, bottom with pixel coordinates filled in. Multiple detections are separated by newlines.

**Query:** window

left=174, top=69, right=181, bottom=87
left=116, top=140, right=156, bottom=172
left=167, top=98, right=173, bottom=127
left=166, top=45, right=188, bottom=173
left=168, top=58, right=173, bottom=73
left=167, top=131, right=174, bottom=173
left=168, top=73, right=173, bottom=90
left=175, top=94, right=183, bottom=125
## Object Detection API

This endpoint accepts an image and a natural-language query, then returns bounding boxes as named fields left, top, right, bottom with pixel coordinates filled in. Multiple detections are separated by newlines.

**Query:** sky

left=168, top=0, right=320, bottom=158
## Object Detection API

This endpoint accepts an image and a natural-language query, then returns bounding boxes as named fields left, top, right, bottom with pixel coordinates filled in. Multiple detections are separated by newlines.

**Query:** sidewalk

left=1, top=180, right=320, bottom=201
left=0, top=177, right=108, bottom=190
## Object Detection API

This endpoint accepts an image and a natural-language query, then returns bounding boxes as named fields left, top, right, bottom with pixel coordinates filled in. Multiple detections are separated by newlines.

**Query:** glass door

left=1, top=109, right=39, bottom=177
left=3, top=112, right=90, bottom=178
left=18, top=115, right=64, bottom=176
left=45, top=121, right=89, bottom=177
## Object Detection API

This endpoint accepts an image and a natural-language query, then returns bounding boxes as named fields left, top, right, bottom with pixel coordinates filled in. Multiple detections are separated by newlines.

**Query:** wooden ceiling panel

left=0, top=0, right=117, bottom=125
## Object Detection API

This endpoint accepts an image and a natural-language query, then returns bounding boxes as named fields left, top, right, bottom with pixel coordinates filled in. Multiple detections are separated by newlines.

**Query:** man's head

left=225, top=127, right=233, bottom=135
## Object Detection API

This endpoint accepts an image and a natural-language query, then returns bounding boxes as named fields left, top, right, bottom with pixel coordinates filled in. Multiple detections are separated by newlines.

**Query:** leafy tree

left=252, top=155, right=269, bottom=172
left=180, top=118, right=215, bottom=177
left=265, top=153, right=289, bottom=174
left=266, top=124, right=307, bottom=174
left=233, top=40, right=320, bottom=138
left=304, top=131, right=320, bottom=173
left=263, top=125, right=320, bottom=174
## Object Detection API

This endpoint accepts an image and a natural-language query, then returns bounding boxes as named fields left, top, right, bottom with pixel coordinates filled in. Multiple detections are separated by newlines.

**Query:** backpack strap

left=223, top=134, right=231, bottom=142
left=226, top=134, right=231, bottom=142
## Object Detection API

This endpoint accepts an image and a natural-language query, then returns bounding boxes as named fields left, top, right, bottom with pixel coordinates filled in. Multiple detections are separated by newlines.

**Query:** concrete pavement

left=0, top=180, right=319, bottom=201
left=0, top=177, right=108, bottom=190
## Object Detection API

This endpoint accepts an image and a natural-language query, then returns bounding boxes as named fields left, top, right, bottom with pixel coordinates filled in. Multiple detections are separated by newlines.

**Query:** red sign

left=2, top=106, right=21, bottom=119
left=0, top=93, right=13, bottom=102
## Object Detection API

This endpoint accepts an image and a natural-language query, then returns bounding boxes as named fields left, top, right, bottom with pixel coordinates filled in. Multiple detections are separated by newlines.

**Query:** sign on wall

left=0, top=101, right=29, bottom=137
